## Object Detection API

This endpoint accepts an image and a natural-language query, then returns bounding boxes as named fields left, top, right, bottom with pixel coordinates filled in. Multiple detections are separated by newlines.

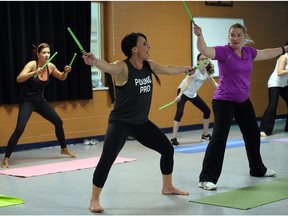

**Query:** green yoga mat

left=190, top=177, right=288, bottom=210
left=0, top=195, right=24, bottom=208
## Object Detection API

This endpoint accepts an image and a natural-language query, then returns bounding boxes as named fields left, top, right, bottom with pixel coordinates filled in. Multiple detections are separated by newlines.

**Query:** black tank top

left=109, top=60, right=153, bottom=124
left=19, top=60, right=49, bottom=103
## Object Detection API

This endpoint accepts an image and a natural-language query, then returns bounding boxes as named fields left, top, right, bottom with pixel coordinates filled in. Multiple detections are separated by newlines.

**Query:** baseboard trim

left=0, top=115, right=286, bottom=154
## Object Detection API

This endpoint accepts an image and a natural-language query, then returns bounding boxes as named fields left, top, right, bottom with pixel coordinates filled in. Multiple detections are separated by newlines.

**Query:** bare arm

left=254, top=45, right=288, bottom=61
left=16, top=61, right=41, bottom=83
left=174, top=75, right=193, bottom=103
left=50, top=63, right=72, bottom=81
left=208, top=76, right=219, bottom=89
left=277, top=54, right=288, bottom=76
left=193, top=25, right=216, bottom=59
left=148, top=60, right=193, bottom=75
left=83, top=52, right=123, bottom=75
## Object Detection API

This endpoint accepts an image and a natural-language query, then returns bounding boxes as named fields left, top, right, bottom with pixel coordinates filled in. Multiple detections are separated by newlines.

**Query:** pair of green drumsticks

left=34, top=27, right=84, bottom=78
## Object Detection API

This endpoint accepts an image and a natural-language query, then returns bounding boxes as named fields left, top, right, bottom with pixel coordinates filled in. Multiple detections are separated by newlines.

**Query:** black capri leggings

left=4, top=100, right=66, bottom=158
left=92, top=120, right=174, bottom=188
left=174, top=89, right=211, bottom=122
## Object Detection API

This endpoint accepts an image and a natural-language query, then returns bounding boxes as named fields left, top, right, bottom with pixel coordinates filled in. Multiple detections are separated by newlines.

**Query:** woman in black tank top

left=1, top=43, right=76, bottom=168
left=83, top=32, right=195, bottom=213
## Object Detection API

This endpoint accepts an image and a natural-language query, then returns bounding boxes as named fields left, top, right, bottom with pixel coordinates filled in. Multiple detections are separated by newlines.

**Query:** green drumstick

left=159, top=59, right=209, bottom=110
left=34, top=52, right=58, bottom=78
left=182, top=1, right=197, bottom=26
left=197, top=59, right=209, bottom=69
left=41, top=52, right=58, bottom=69
left=187, top=59, right=209, bottom=75
left=69, top=53, right=77, bottom=67
left=159, top=101, right=175, bottom=110
left=67, top=27, right=88, bottom=55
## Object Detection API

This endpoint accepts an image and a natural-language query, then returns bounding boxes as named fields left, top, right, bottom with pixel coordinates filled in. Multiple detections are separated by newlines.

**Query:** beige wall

left=1, top=1, right=288, bottom=148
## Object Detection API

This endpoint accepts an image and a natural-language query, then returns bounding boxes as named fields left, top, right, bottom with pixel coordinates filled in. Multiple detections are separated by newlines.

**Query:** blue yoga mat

left=174, top=139, right=269, bottom=154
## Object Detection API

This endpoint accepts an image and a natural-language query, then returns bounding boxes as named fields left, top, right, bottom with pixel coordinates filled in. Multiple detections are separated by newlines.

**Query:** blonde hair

left=229, top=23, right=255, bottom=45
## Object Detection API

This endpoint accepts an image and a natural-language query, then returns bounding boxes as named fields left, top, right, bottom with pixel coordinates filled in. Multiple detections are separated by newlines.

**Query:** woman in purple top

left=193, top=23, right=288, bottom=190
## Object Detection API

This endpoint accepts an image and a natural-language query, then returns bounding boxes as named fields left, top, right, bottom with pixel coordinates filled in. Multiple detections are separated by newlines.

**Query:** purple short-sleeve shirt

left=213, top=45, right=257, bottom=102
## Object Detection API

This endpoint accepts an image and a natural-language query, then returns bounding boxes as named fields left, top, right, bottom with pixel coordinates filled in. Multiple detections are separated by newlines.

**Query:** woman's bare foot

left=162, top=186, right=189, bottom=195
left=89, top=199, right=104, bottom=213
left=1, top=157, right=9, bottom=168
left=61, top=147, right=77, bottom=158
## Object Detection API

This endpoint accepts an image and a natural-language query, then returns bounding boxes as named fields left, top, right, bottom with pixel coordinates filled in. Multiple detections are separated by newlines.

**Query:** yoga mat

left=174, top=139, right=269, bottom=154
left=190, top=177, right=288, bottom=210
left=273, top=137, right=288, bottom=142
left=0, top=195, right=24, bottom=208
left=0, top=157, right=136, bottom=178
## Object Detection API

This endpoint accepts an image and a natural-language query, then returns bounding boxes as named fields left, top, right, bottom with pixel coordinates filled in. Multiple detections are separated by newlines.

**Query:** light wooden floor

left=1, top=119, right=287, bottom=215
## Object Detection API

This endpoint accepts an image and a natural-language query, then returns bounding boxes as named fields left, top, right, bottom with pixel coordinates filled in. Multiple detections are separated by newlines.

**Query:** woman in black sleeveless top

left=1, top=43, right=76, bottom=168
left=83, top=32, right=194, bottom=213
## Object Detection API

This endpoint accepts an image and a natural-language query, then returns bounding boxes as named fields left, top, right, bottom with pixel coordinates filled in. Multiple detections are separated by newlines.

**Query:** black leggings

left=92, top=120, right=174, bottom=188
left=260, top=86, right=288, bottom=135
left=4, top=100, right=66, bottom=158
left=174, top=90, right=211, bottom=122
left=199, top=99, right=267, bottom=184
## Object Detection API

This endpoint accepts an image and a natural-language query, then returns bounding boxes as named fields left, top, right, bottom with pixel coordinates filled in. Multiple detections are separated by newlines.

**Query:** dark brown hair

left=121, top=32, right=160, bottom=85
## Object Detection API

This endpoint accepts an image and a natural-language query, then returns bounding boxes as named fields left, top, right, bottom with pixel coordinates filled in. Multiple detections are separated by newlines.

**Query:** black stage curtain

left=0, top=1, right=93, bottom=105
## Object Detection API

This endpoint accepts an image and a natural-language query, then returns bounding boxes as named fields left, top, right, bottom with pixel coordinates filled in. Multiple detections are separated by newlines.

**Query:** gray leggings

left=92, top=120, right=174, bottom=187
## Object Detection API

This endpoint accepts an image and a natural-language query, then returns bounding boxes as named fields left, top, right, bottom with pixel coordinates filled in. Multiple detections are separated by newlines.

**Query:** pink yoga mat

left=0, top=157, right=136, bottom=178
